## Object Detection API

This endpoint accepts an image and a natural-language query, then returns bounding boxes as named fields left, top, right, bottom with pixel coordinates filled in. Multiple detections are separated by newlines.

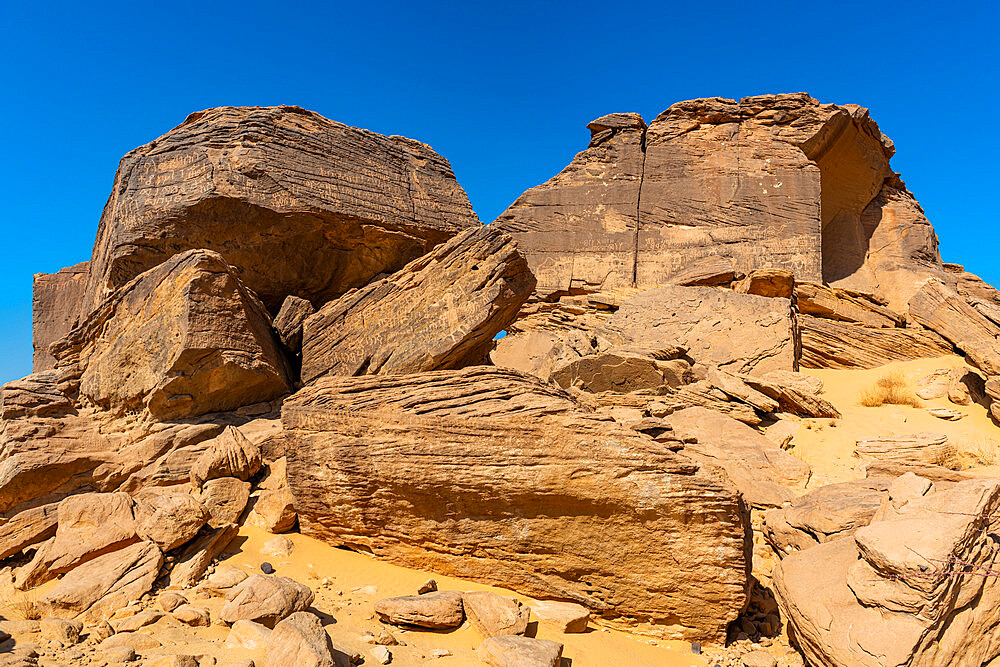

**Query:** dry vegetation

left=3, top=592, right=40, bottom=620
left=959, top=436, right=1000, bottom=467
left=860, top=372, right=922, bottom=408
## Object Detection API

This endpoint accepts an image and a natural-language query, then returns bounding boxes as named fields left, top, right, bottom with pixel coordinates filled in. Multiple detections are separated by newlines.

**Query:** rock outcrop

left=300, top=225, right=534, bottom=382
left=910, top=278, right=1000, bottom=376
left=282, top=367, right=750, bottom=642
left=79, top=105, right=480, bottom=316
left=774, top=479, right=1000, bottom=666
left=50, top=249, right=291, bottom=419
left=32, top=261, right=89, bottom=372
left=799, top=315, right=953, bottom=368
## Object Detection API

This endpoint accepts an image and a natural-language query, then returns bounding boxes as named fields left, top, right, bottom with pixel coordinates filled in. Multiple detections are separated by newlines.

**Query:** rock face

left=774, top=479, right=1000, bottom=666
left=799, top=315, right=953, bottom=369
left=549, top=349, right=690, bottom=393
left=909, top=278, right=1000, bottom=376
left=300, top=225, right=534, bottom=382
left=51, top=249, right=291, bottom=419
left=495, top=94, right=945, bottom=308
left=80, top=105, right=480, bottom=317
left=282, top=367, right=750, bottom=642
left=32, top=261, right=89, bottom=372
left=602, top=286, right=797, bottom=374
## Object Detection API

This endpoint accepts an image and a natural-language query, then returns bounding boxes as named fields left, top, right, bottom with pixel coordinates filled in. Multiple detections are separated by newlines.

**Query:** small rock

left=530, top=600, right=590, bottom=633
left=462, top=591, right=529, bottom=638
left=417, top=579, right=438, bottom=595
left=101, top=645, right=137, bottom=664
left=159, top=593, right=188, bottom=612
left=692, top=641, right=702, bottom=654
left=927, top=407, right=964, bottom=420
left=260, top=536, right=294, bottom=558
left=261, top=562, right=274, bottom=575
left=144, top=656, right=199, bottom=667
left=173, top=604, right=211, bottom=626
left=219, top=575, right=314, bottom=626
left=430, top=649, right=452, bottom=658
left=374, top=591, right=464, bottom=629
left=90, top=620, right=115, bottom=641
left=99, top=631, right=162, bottom=651
left=741, top=650, right=778, bottom=667
left=40, top=618, right=83, bottom=645
left=477, top=636, right=563, bottom=667
left=226, top=619, right=272, bottom=650
left=353, top=585, right=377, bottom=595
left=372, top=645, right=392, bottom=664
left=374, top=627, right=399, bottom=646
left=113, top=609, right=164, bottom=633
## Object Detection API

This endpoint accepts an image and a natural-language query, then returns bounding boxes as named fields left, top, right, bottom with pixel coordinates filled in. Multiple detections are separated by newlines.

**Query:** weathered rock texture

left=774, top=479, right=1000, bottom=666
left=282, top=367, right=750, bottom=642
left=496, top=94, right=948, bottom=310
left=32, top=262, right=89, bottom=372
left=799, top=315, right=953, bottom=369
left=300, top=226, right=534, bottom=382
left=603, top=287, right=797, bottom=374
left=80, top=105, right=480, bottom=316
left=909, top=278, right=1000, bottom=376
left=51, top=249, right=290, bottom=419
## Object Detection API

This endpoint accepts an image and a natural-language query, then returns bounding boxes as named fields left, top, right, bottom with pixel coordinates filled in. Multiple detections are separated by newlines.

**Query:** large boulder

left=51, top=249, right=291, bottom=420
left=799, top=314, right=953, bottom=369
left=909, top=278, right=1000, bottom=376
left=219, top=575, right=315, bottom=627
left=282, top=367, right=750, bottom=643
left=300, top=225, right=534, bottom=382
left=773, top=479, right=1000, bottom=666
left=265, top=612, right=336, bottom=667
left=79, top=105, right=480, bottom=317
left=32, top=261, right=89, bottom=372
left=602, top=286, right=797, bottom=374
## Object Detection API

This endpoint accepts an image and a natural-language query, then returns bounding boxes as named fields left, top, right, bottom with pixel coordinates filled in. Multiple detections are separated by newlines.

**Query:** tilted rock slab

left=602, top=286, right=797, bottom=374
left=799, top=314, right=953, bottom=369
left=282, top=367, right=750, bottom=643
left=774, top=479, right=1000, bottom=666
left=300, top=225, right=534, bottom=382
left=79, top=105, right=480, bottom=316
left=909, top=278, right=1000, bottom=376
left=51, top=249, right=290, bottom=420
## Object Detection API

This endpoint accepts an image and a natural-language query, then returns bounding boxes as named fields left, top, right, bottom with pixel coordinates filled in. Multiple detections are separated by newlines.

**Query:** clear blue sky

left=1, top=1, right=996, bottom=384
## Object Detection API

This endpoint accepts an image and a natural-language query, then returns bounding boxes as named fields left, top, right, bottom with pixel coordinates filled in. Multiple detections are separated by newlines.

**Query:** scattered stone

left=219, top=575, right=315, bottom=627
left=40, top=618, right=82, bottom=645
left=261, top=536, right=294, bottom=558
left=741, top=651, right=777, bottom=667
left=371, top=645, right=392, bottom=665
left=264, top=611, right=335, bottom=667
left=375, top=592, right=465, bottom=629
left=199, top=564, right=249, bottom=596
left=476, top=635, right=563, bottom=667
left=113, top=610, right=164, bottom=633
left=261, top=562, right=275, bottom=575
left=172, top=604, right=211, bottom=626
left=530, top=600, right=590, bottom=633
left=927, top=407, right=963, bottom=420
left=100, top=645, right=137, bottom=664
left=462, top=591, right=530, bottom=638
left=99, top=631, right=162, bottom=652
left=226, top=619, right=272, bottom=650
left=159, top=593, right=188, bottom=613
left=417, top=579, right=437, bottom=595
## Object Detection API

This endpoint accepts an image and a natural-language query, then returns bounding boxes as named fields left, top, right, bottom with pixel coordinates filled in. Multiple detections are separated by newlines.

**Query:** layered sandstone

left=282, top=367, right=750, bottom=642
left=32, top=262, right=89, bottom=372
left=80, top=105, right=480, bottom=316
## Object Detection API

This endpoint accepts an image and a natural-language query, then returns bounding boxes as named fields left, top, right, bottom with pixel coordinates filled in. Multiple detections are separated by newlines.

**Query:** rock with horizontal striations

left=773, top=479, right=1000, bottom=667
left=282, top=366, right=750, bottom=643
left=265, top=611, right=337, bottom=667
left=667, top=407, right=810, bottom=508
left=799, top=315, right=952, bottom=369
left=795, top=282, right=902, bottom=328
left=190, top=426, right=263, bottom=488
left=32, top=261, right=89, bottom=372
left=649, top=382, right=764, bottom=425
left=530, top=600, right=590, bottom=633
left=301, top=225, right=534, bottom=382
left=375, top=591, right=465, bottom=629
left=705, top=367, right=780, bottom=413
left=50, top=249, right=291, bottom=420
left=667, top=257, right=739, bottom=287
left=602, top=286, right=797, bottom=374
left=0, top=371, right=75, bottom=420
left=462, top=591, right=529, bottom=638
left=492, top=113, right=646, bottom=299
left=763, top=479, right=891, bottom=557
left=909, top=278, right=1000, bottom=376
left=854, top=434, right=958, bottom=469
left=219, top=575, right=315, bottom=627
left=114, top=609, right=164, bottom=633
left=739, top=372, right=840, bottom=418
left=272, top=295, right=315, bottom=356
left=550, top=349, right=690, bottom=393
left=37, top=540, right=163, bottom=620
left=0, top=502, right=58, bottom=560
left=80, top=105, right=479, bottom=318
left=477, top=636, right=563, bottom=667
left=490, top=328, right=597, bottom=382
left=733, top=268, right=795, bottom=298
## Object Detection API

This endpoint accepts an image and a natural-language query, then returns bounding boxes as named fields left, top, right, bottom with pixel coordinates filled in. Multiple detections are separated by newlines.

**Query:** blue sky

left=1, top=1, right=997, bottom=384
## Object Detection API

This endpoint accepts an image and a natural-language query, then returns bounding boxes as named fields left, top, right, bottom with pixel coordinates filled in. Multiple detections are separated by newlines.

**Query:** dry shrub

left=860, top=372, right=921, bottom=408
left=959, top=436, right=1000, bottom=467
left=4, top=592, right=40, bottom=620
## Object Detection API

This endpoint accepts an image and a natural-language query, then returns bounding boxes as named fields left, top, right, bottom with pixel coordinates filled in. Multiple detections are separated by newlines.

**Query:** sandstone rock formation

left=300, top=225, right=534, bottom=382
left=50, top=249, right=291, bottom=419
left=799, top=315, right=952, bottom=368
left=774, top=479, right=1000, bottom=666
left=282, top=367, right=750, bottom=642
left=79, top=105, right=480, bottom=317
left=910, top=278, right=1000, bottom=376
left=374, top=592, right=465, bottom=629
left=32, top=261, right=89, bottom=372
